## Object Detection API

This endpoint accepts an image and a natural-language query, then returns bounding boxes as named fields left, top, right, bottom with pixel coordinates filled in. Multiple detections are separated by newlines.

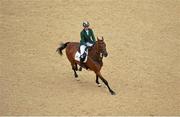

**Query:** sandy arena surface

left=0, top=0, right=180, bottom=115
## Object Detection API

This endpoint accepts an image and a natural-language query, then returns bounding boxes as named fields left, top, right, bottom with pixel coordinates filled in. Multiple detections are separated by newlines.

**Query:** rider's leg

left=80, top=45, right=86, bottom=56
left=86, top=42, right=93, bottom=47
left=80, top=45, right=86, bottom=66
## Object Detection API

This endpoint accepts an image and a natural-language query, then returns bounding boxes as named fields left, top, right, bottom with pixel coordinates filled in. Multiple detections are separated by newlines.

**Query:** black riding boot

left=79, top=56, right=84, bottom=71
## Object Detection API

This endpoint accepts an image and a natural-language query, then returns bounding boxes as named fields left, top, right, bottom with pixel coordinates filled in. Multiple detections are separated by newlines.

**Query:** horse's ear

left=102, top=36, right=104, bottom=41
left=97, top=37, right=100, bottom=41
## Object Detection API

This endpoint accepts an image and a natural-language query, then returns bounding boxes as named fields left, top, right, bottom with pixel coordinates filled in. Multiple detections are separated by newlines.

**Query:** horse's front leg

left=86, top=58, right=115, bottom=95
left=96, top=75, right=102, bottom=87
left=96, top=72, right=116, bottom=95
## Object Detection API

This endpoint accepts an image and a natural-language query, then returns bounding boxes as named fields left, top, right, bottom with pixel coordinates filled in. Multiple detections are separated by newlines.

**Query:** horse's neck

left=89, top=43, right=98, bottom=56
left=89, top=43, right=103, bottom=63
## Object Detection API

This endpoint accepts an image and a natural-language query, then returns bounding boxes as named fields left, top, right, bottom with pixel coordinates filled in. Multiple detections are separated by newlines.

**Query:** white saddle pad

left=75, top=51, right=88, bottom=63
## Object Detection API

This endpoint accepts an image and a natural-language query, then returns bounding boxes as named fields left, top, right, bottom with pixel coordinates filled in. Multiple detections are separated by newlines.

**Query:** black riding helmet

left=83, top=21, right=90, bottom=27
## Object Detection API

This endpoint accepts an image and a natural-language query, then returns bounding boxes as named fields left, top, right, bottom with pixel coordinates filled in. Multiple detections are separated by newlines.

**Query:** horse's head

left=96, top=37, right=108, bottom=57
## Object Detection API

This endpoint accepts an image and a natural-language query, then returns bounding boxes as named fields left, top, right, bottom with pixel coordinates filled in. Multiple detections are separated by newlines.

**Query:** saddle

left=75, top=45, right=92, bottom=63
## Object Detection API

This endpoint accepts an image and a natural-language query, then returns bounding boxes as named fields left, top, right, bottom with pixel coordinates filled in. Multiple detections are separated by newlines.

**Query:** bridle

left=95, top=41, right=105, bottom=60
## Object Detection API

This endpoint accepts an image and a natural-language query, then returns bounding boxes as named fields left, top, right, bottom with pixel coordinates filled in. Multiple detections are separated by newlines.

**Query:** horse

left=56, top=37, right=116, bottom=95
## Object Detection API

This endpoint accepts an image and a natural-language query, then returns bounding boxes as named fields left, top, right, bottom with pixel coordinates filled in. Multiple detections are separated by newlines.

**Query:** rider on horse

left=80, top=21, right=96, bottom=65
left=56, top=22, right=116, bottom=95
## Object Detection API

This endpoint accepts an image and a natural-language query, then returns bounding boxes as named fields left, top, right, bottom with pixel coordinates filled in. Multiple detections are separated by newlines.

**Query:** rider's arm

left=80, top=32, right=86, bottom=45
left=91, top=29, right=96, bottom=43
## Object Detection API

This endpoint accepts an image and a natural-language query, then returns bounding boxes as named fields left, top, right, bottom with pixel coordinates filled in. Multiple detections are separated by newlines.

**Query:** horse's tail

left=56, top=42, right=70, bottom=55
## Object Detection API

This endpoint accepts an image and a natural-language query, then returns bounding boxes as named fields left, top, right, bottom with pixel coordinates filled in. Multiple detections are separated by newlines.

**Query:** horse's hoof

left=75, top=74, right=78, bottom=78
left=97, top=84, right=102, bottom=87
left=110, top=90, right=116, bottom=95
left=76, top=78, right=80, bottom=81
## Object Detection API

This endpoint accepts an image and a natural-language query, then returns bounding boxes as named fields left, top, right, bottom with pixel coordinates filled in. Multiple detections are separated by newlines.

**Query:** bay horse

left=56, top=37, right=116, bottom=95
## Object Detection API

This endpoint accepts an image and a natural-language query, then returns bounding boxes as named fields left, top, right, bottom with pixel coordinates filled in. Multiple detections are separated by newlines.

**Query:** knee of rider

left=80, top=45, right=86, bottom=53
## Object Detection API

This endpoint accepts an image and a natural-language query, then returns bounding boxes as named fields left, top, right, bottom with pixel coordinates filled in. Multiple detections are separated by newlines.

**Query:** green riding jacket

left=80, top=28, right=96, bottom=46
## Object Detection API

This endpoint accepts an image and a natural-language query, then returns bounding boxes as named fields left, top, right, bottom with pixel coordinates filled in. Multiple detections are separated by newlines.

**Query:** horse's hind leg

left=75, top=63, right=78, bottom=71
left=71, top=63, right=78, bottom=78
left=96, top=75, right=102, bottom=87
left=96, top=72, right=116, bottom=95
left=73, top=68, right=78, bottom=78
left=79, top=66, right=82, bottom=71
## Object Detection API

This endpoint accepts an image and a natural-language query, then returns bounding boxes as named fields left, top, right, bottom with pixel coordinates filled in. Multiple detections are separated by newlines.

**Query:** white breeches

left=80, top=45, right=86, bottom=56
left=80, top=42, right=93, bottom=56
left=86, top=42, right=93, bottom=47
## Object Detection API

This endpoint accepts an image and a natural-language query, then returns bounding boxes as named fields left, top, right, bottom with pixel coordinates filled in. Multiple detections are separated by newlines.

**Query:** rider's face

left=84, top=26, right=89, bottom=30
